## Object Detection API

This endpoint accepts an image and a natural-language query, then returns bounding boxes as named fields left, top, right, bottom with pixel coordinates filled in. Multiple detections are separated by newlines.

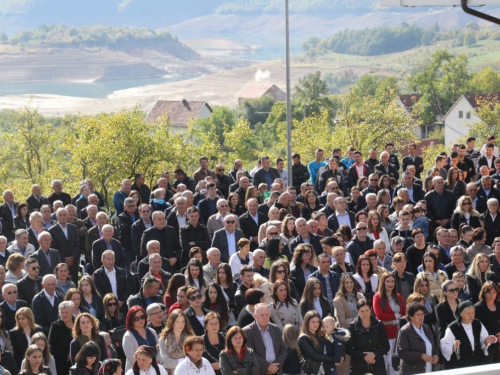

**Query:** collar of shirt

left=43, top=290, right=55, bottom=301
left=105, top=267, right=116, bottom=275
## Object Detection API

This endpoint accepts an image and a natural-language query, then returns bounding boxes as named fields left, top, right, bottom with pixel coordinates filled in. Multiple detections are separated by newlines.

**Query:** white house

left=145, top=99, right=212, bottom=131
left=443, top=93, right=500, bottom=146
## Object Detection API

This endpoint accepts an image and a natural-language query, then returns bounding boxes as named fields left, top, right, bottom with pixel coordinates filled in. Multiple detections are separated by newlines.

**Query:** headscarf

left=98, top=359, right=121, bottom=375
left=455, top=300, right=474, bottom=323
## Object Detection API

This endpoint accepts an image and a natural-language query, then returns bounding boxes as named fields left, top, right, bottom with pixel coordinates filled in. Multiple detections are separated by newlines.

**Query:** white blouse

left=126, top=365, right=168, bottom=375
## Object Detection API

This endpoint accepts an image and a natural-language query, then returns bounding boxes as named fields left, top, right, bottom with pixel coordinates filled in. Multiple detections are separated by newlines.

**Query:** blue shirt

left=308, top=161, right=326, bottom=186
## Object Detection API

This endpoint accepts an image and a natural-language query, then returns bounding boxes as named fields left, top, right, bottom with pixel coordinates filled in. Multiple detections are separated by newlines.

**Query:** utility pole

left=285, top=0, right=293, bottom=186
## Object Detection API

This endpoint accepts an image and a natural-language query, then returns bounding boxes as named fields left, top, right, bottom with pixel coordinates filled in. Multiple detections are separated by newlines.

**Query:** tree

left=0, top=33, right=7, bottom=44
left=467, top=97, right=500, bottom=144
left=295, top=71, right=335, bottom=118
left=469, top=67, right=500, bottom=93
left=65, top=107, right=183, bottom=206
left=409, top=50, right=471, bottom=120
left=332, top=88, right=419, bottom=156
left=235, top=96, right=275, bottom=127
left=464, top=31, right=477, bottom=46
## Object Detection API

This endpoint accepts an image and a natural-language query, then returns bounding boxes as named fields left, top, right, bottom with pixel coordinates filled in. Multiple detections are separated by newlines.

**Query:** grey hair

left=58, top=301, right=75, bottom=311
left=146, top=303, right=162, bottom=315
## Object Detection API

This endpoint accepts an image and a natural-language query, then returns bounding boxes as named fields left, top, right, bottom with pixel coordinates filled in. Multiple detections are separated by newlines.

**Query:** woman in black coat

left=435, top=280, right=460, bottom=340
left=203, top=312, right=226, bottom=375
left=14, top=203, right=30, bottom=230
left=290, top=244, right=317, bottom=298
left=236, top=289, right=264, bottom=328
left=9, top=307, right=43, bottom=368
left=48, top=301, right=75, bottom=375
left=298, top=311, right=341, bottom=375
left=346, top=299, right=389, bottom=375
left=474, top=281, right=500, bottom=363
left=299, top=278, right=333, bottom=319
left=450, top=195, right=481, bottom=232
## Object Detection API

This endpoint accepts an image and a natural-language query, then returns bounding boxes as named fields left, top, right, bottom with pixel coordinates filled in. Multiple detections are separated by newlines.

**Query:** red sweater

left=373, top=292, right=406, bottom=339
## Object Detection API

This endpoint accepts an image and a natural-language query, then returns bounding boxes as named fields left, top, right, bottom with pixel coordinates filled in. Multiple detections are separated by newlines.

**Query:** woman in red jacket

left=373, top=272, right=406, bottom=375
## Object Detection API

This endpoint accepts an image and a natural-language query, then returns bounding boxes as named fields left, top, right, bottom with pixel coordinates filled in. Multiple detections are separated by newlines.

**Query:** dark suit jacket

left=477, top=155, right=496, bottom=174
left=26, top=195, right=50, bottom=213
left=93, top=266, right=131, bottom=303
left=85, top=225, right=119, bottom=261
left=17, top=275, right=43, bottom=306
left=0, top=299, right=28, bottom=331
left=197, top=197, right=220, bottom=225
left=347, top=164, right=371, bottom=188
left=0, top=201, right=18, bottom=241
left=91, top=237, right=125, bottom=270
left=179, top=222, right=211, bottom=267
left=10, top=326, right=43, bottom=367
left=243, top=321, right=288, bottom=375
left=211, top=228, right=244, bottom=262
left=289, top=233, right=323, bottom=256
left=27, top=227, right=41, bottom=248
left=140, top=225, right=181, bottom=262
left=477, top=186, right=500, bottom=201
left=131, top=218, right=152, bottom=257
left=32, top=290, right=63, bottom=335
left=137, top=255, right=173, bottom=281
left=13, top=217, right=30, bottom=231
left=393, top=183, right=425, bottom=203
left=166, top=209, right=183, bottom=236
left=327, top=211, right=355, bottom=232
left=252, top=167, right=280, bottom=188
left=318, top=204, right=336, bottom=220
left=374, top=162, right=399, bottom=180
left=48, top=222, right=80, bottom=264
left=116, top=212, right=138, bottom=250
left=480, top=211, right=500, bottom=246
left=424, top=189, right=457, bottom=226
left=31, top=248, right=62, bottom=276
left=402, top=155, right=424, bottom=178
left=239, top=212, right=268, bottom=250
left=472, top=195, right=488, bottom=214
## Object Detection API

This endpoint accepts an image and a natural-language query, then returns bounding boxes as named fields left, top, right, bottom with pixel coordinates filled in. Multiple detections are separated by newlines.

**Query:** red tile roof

left=145, top=100, right=212, bottom=127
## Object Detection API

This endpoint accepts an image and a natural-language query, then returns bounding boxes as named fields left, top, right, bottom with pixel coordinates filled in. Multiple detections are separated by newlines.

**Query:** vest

left=447, top=319, right=483, bottom=368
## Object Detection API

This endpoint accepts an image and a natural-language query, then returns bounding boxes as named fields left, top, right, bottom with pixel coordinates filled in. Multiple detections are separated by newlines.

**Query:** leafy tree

left=469, top=67, right=500, bottom=93
left=235, top=96, right=275, bottom=127
left=0, top=33, right=7, bottom=43
left=332, top=88, right=419, bottom=156
left=191, top=106, right=235, bottom=151
left=295, top=71, right=335, bottom=118
left=464, top=31, right=477, bottom=46
left=467, top=97, right=500, bottom=144
left=421, top=142, right=448, bottom=171
left=409, top=50, right=470, bottom=120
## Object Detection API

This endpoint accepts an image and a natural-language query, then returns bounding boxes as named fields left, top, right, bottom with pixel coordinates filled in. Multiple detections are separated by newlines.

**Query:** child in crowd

left=391, top=210, right=414, bottom=251
left=150, top=188, right=170, bottom=213
left=322, top=316, right=348, bottom=375
left=412, top=206, right=429, bottom=239
left=452, top=271, right=471, bottom=302
left=99, top=332, right=118, bottom=359
left=458, top=225, right=474, bottom=249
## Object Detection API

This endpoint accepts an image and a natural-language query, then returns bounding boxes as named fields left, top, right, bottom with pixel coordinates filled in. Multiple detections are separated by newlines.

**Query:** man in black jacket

left=239, top=198, right=267, bottom=251
left=26, top=184, right=50, bottom=213
left=91, top=225, right=125, bottom=271
left=234, top=265, right=254, bottom=317
left=131, top=173, right=151, bottom=206
left=93, top=250, right=131, bottom=310
left=0, top=284, right=28, bottom=330
left=252, top=156, right=280, bottom=189
left=137, top=240, right=173, bottom=280
left=424, top=176, right=457, bottom=234
left=290, top=218, right=323, bottom=256
left=291, top=153, right=310, bottom=192
left=30, top=232, right=61, bottom=277
left=17, top=258, right=43, bottom=306
left=179, top=206, right=211, bottom=267
left=215, top=164, right=232, bottom=198
left=375, top=151, right=399, bottom=181
left=466, top=182, right=487, bottom=214
left=32, top=274, right=63, bottom=335
left=402, top=143, right=424, bottom=179
left=127, top=275, right=163, bottom=310
left=48, top=208, right=80, bottom=284
left=393, top=171, right=425, bottom=203
left=131, top=204, right=153, bottom=259
left=0, top=190, right=18, bottom=242
left=197, top=182, right=219, bottom=225
left=345, top=223, right=374, bottom=266
left=481, top=198, right=500, bottom=246
left=140, top=253, right=172, bottom=295
left=117, top=197, right=139, bottom=284
left=140, top=211, right=181, bottom=268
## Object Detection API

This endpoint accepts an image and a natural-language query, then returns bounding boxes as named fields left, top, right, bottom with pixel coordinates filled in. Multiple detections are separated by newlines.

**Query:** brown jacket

left=333, top=293, right=365, bottom=328
left=397, top=321, right=437, bottom=375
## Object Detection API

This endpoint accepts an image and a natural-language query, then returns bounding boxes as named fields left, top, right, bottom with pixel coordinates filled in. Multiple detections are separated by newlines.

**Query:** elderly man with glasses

left=212, top=214, right=244, bottom=262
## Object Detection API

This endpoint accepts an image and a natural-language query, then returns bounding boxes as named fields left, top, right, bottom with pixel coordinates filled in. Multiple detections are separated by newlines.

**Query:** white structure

left=442, top=93, right=500, bottom=146
left=145, top=100, right=212, bottom=131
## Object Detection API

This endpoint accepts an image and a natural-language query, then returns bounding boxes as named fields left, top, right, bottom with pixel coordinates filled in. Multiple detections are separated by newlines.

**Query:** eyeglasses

left=5, top=291, right=17, bottom=295
left=462, top=202, right=471, bottom=206
left=141, top=210, right=150, bottom=213
left=217, top=169, right=224, bottom=172
left=107, top=302, right=117, bottom=307
left=133, top=315, right=147, bottom=322
left=225, top=221, right=235, bottom=224
left=370, top=179, right=379, bottom=182
left=277, top=270, right=286, bottom=274
left=219, top=205, right=228, bottom=208
left=189, top=294, right=203, bottom=301
left=268, top=232, right=278, bottom=236
left=446, top=288, right=460, bottom=293
left=31, top=266, right=41, bottom=271
left=357, top=227, right=367, bottom=231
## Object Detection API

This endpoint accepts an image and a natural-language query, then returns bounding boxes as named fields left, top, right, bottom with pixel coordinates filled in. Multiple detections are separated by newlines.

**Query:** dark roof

left=145, top=100, right=212, bottom=127
left=463, top=92, right=500, bottom=108
left=399, top=94, right=423, bottom=110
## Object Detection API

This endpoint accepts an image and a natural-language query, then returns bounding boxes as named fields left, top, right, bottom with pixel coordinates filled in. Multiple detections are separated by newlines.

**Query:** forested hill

left=6, top=25, right=197, bottom=59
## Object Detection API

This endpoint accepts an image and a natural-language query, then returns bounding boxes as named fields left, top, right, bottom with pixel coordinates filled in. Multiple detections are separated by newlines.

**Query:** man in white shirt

left=211, top=214, right=244, bottom=262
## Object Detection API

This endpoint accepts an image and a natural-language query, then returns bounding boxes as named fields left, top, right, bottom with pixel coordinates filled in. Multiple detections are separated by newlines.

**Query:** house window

left=458, top=111, right=463, bottom=118
left=466, top=112, right=471, bottom=119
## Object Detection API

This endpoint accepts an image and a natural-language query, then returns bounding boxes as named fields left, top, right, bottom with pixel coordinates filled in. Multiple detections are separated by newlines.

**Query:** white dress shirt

left=105, top=267, right=118, bottom=296
left=440, top=321, right=490, bottom=361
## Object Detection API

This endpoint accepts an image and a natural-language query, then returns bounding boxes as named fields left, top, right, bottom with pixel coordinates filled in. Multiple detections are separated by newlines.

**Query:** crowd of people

left=0, top=138, right=500, bottom=375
